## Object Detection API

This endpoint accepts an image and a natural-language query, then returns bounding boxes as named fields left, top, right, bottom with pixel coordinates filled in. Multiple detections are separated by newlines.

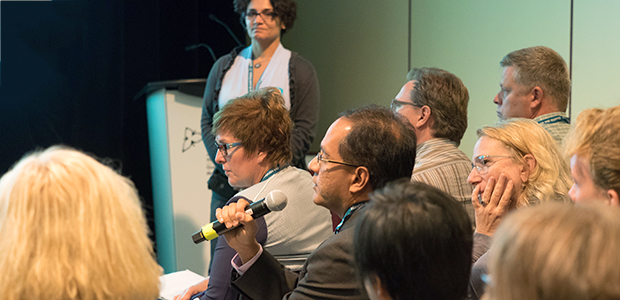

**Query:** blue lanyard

left=248, top=62, right=255, bottom=92
left=260, top=165, right=287, bottom=182
left=248, top=60, right=265, bottom=93
left=537, top=115, right=570, bottom=124
left=334, top=201, right=368, bottom=234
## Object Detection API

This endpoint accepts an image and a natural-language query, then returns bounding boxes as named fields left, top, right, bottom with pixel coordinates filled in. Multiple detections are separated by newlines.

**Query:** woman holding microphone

left=201, top=0, right=320, bottom=262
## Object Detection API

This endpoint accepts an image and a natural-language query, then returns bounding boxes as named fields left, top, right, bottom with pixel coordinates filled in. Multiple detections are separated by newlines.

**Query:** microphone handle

left=192, top=200, right=270, bottom=244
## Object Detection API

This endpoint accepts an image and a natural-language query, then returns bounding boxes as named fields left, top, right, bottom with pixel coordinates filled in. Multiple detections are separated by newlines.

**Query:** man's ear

left=364, top=276, right=390, bottom=300
left=415, top=105, right=432, bottom=128
left=608, top=189, right=620, bottom=207
left=520, top=154, right=537, bottom=183
left=349, top=166, right=370, bottom=194
left=529, top=86, right=544, bottom=109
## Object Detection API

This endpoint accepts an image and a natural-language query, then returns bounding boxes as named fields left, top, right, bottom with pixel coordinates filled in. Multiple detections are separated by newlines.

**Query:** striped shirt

left=411, top=138, right=475, bottom=224
left=534, top=112, right=571, bottom=145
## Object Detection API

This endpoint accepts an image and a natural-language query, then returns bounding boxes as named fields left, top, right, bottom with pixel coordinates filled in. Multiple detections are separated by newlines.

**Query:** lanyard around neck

left=248, top=59, right=266, bottom=92
left=334, top=201, right=368, bottom=234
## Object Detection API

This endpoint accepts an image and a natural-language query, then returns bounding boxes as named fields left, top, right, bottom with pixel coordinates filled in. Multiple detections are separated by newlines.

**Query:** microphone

left=209, top=14, right=244, bottom=47
left=185, top=43, right=217, bottom=62
left=192, top=190, right=288, bottom=244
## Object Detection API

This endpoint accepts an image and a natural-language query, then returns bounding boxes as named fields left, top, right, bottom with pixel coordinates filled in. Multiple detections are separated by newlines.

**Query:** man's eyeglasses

left=245, top=10, right=277, bottom=21
left=472, top=155, right=514, bottom=175
left=316, top=152, right=360, bottom=168
left=390, top=99, right=423, bottom=111
left=215, top=141, right=242, bottom=157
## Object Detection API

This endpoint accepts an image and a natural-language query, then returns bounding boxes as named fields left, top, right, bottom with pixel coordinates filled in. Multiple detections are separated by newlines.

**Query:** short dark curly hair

left=233, top=0, right=297, bottom=35
left=338, top=105, right=417, bottom=191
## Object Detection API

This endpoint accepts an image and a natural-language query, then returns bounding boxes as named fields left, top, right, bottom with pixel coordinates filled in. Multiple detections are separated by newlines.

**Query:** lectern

left=137, top=79, right=214, bottom=276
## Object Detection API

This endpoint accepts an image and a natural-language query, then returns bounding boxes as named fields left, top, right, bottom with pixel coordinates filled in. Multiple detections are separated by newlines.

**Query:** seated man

left=392, top=67, right=474, bottom=223
left=563, top=105, right=620, bottom=205
left=493, top=46, right=571, bottom=144
left=218, top=105, right=417, bottom=299
left=354, top=179, right=473, bottom=300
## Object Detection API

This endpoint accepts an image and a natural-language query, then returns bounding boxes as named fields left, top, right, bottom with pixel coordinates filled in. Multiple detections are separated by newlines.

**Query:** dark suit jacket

left=231, top=205, right=369, bottom=300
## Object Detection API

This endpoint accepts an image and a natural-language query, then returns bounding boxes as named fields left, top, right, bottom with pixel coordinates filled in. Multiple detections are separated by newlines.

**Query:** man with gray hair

left=392, top=67, right=474, bottom=223
left=494, top=46, right=571, bottom=144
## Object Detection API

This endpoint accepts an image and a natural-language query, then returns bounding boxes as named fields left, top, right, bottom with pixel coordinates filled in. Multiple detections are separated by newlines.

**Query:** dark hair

left=407, top=67, right=469, bottom=145
left=212, top=87, right=292, bottom=167
left=354, top=179, right=473, bottom=300
left=233, top=0, right=297, bottom=35
left=500, top=46, right=570, bottom=111
left=338, top=105, right=417, bottom=190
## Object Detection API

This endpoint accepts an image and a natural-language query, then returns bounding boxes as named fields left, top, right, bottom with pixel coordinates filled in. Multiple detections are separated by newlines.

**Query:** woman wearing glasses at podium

left=201, top=0, right=319, bottom=268
left=178, top=88, right=331, bottom=300
left=466, top=119, right=572, bottom=300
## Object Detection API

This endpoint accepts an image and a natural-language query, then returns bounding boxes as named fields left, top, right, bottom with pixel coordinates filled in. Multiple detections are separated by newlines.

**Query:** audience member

left=354, top=179, right=473, bottom=300
left=467, top=119, right=571, bottom=300
left=392, top=67, right=474, bottom=223
left=217, top=105, right=417, bottom=299
left=563, top=105, right=620, bottom=205
left=484, top=203, right=620, bottom=300
left=493, top=46, right=571, bottom=144
left=177, top=87, right=332, bottom=300
left=0, top=146, right=162, bottom=300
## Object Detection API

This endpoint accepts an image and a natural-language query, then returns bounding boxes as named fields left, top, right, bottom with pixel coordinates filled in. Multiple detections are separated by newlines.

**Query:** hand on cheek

left=472, top=174, right=514, bottom=237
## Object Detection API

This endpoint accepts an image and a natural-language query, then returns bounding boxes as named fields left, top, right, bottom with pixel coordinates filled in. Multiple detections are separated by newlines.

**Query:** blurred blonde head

left=563, top=105, right=620, bottom=201
left=0, top=146, right=161, bottom=300
left=486, top=202, right=620, bottom=300
left=478, top=119, right=571, bottom=207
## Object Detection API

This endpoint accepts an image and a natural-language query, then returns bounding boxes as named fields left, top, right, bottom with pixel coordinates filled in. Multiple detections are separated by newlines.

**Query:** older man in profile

left=392, top=67, right=474, bottom=223
left=493, top=46, right=571, bottom=144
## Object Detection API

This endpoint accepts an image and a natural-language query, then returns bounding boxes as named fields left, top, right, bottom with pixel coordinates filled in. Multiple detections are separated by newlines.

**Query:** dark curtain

left=0, top=0, right=245, bottom=248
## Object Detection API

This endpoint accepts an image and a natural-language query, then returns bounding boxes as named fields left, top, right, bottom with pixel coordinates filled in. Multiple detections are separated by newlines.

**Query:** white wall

left=286, top=0, right=620, bottom=156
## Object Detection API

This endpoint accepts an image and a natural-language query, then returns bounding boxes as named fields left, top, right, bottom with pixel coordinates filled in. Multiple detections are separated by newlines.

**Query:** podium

left=138, top=79, right=214, bottom=276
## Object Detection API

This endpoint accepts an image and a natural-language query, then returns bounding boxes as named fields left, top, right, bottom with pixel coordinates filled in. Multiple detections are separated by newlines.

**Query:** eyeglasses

left=390, top=99, right=423, bottom=111
left=472, top=155, right=514, bottom=175
left=245, top=10, right=277, bottom=21
left=316, top=152, right=360, bottom=168
left=215, top=141, right=242, bottom=157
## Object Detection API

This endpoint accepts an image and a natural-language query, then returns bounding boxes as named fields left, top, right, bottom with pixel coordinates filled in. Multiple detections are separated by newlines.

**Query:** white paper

left=158, top=269, right=207, bottom=300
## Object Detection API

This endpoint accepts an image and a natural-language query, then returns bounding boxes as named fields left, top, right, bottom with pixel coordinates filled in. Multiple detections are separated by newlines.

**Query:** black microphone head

left=208, top=14, right=217, bottom=21
left=265, top=190, right=287, bottom=212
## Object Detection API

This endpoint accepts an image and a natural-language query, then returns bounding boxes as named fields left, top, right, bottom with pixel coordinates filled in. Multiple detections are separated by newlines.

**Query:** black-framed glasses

left=472, top=155, right=514, bottom=175
left=390, top=99, right=423, bottom=111
left=316, top=152, right=360, bottom=168
left=244, top=10, right=277, bottom=21
left=215, top=141, right=242, bottom=157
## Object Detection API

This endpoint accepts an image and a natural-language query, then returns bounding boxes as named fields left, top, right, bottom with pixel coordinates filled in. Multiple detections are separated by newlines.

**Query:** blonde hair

left=478, top=119, right=571, bottom=206
left=563, top=105, right=620, bottom=196
left=486, top=202, right=620, bottom=300
left=0, top=146, right=161, bottom=300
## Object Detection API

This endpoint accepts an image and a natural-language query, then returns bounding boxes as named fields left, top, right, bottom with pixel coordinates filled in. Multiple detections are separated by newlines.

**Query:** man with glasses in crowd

left=392, top=67, right=474, bottom=223
left=215, top=105, right=417, bottom=299
left=493, top=46, right=571, bottom=144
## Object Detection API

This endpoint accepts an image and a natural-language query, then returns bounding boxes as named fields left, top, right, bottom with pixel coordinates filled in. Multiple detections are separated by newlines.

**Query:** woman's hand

left=215, top=199, right=261, bottom=264
left=173, top=278, right=209, bottom=300
left=472, top=174, right=514, bottom=237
